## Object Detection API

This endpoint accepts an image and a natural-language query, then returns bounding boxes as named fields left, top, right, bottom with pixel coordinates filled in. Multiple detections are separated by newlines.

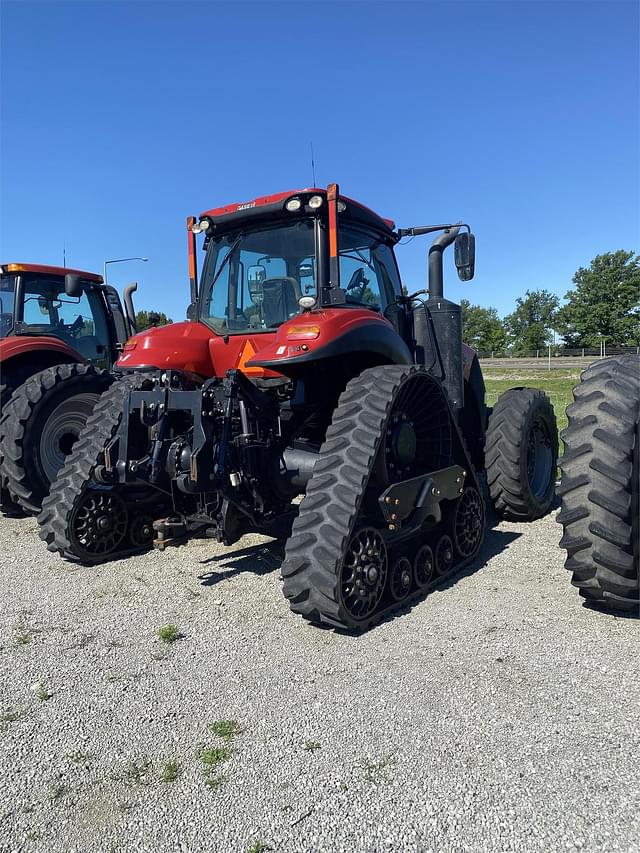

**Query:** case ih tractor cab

left=40, top=184, right=557, bottom=630
left=0, top=264, right=136, bottom=514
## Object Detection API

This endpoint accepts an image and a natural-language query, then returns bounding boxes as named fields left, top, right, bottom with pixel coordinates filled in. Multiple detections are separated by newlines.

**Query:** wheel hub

left=341, top=528, right=388, bottom=619
left=70, top=491, right=128, bottom=557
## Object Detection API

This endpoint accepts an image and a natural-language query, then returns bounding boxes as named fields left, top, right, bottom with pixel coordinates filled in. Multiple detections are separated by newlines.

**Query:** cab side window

left=339, top=228, right=387, bottom=310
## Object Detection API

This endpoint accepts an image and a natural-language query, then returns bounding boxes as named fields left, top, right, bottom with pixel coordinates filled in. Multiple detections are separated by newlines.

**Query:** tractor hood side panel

left=249, top=308, right=412, bottom=374
left=115, top=321, right=217, bottom=375
left=115, top=320, right=282, bottom=379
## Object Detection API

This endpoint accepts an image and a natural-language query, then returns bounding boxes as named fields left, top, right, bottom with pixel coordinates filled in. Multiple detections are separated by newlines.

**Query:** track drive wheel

left=0, top=364, right=113, bottom=514
left=557, top=355, right=639, bottom=613
left=281, top=364, right=454, bottom=630
left=485, top=387, right=557, bottom=520
left=38, top=372, right=162, bottom=564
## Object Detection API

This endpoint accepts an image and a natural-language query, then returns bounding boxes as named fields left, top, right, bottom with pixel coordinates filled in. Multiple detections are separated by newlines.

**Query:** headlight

left=337, top=200, right=346, bottom=213
left=199, top=217, right=211, bottom=232
left=298, top=296, right=316, bottom=310
left=308, top=195, right=323, bottom=209
left=286, top=197, right=302, bottom=212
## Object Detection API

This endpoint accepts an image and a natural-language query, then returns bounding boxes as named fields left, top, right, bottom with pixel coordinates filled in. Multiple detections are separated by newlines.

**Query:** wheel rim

left=128, top=513, right=154, bottom=549
left=527, top=416, right=553, bottom=499
left=340, top=528, right=388, bottom=620
left=39, top=393, right=98, bottom=484
left=435, top=535, right=454, bottom=575
left=389, top=556, right=413, bottom=601
left=453, top=487, right=484, bottom=558
left=378, top=374, right=452, bottom=485
left=69, top=491, right=128, bottom=557
left=413, top=544, right=434, bottom=588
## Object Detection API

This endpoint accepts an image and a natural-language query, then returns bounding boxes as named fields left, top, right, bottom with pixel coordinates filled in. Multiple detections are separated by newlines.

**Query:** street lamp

left=103, top=256, right=149, bottom=283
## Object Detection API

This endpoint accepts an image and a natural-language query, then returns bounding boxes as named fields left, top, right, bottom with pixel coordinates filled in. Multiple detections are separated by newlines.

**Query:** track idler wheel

left=128, top=513, right=154, bottom=549
left=68, top=491, right=128, bottom=561
left=452, top=486, right=485, bottom=559
left=340, top=527, right=388, bottom=621
left=389, top=556, right=412, bottom=602
left=413, top=544, right=435, bottom=589
left=435, top=535, right=454, bottom=575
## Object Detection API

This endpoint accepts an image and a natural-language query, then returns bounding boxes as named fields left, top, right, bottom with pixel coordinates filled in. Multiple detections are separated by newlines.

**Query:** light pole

left=103, top=256, right=149, bottom=284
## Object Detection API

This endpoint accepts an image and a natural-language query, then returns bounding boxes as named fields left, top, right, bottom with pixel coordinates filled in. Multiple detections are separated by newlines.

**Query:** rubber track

left=38, top=372, right=153, bottom=561
left=281, top=364, right=475, bottom=631
left=1, top=363, right=112, bottom=514
left=557, top=355, right=640, bottom=613
left=485, top=387, right=557, bottom=520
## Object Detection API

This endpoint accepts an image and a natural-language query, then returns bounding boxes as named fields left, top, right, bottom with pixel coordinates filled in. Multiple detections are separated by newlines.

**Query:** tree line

left=461, top=250, right=640, bottom=355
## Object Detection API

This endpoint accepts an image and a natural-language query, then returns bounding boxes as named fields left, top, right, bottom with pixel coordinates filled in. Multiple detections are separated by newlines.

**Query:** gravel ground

left=1, top=509, right=639, bottom=853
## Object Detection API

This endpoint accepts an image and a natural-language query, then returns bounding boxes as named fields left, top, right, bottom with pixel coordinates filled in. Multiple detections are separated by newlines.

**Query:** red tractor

left=39, top=184, right=557, bottom=630
left=0, top=263, right=136, bottom=514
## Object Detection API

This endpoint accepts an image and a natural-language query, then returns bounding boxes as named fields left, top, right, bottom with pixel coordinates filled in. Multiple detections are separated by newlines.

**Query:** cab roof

left=1, top=263, right=103, bottom=283
left=200, top=187, right=397, bottom=239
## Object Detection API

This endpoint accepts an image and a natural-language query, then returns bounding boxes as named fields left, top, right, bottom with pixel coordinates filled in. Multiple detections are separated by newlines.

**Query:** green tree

left=556, top=251, right=640, bottom=347
left=504, top=289, right=559, bottom=355
left=135, top=310, right=173, bottom=332
left=460, top=299, right=507, bottom=354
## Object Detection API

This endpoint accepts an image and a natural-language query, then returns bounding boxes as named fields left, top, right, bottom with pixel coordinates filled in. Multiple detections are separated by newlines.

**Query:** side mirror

left=454, top=232, right=475, bottom=281
left=64, top=274, right=83, bottom=297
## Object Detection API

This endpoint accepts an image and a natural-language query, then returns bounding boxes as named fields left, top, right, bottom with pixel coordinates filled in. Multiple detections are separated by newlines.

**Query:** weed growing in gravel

left=200, top=745, right=232, bottom=789
left=209, top=719, right=242, bottom=740
left=304, top=740, right=321, bottom=752
left=38, top=687, right=53, bottom=702
left=16, top=630, right=32, bottom=645
left=364, top=757, right=389, bottom=783
left=121, top=757, right=152, bottom=787
left=160, top=759, right=181, bottom=783
left=69, top=750, right=91, bottom=765
left=0, top=708, right=26, bottom=723
left=247, top=842, right=272, bottom=853
left=157, top=624, right=182, bottom=644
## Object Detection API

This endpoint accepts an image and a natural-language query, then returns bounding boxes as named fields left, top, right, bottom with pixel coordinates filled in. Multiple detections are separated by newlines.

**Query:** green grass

left=209, top=720, right=242, bottom=741
left=247, top=842, right=272, bottom=853
left=157, top=624, right=181, bottom=644
left=483, top=368, right=580, bottom=439
left=160, top=759, right=181, bottom=783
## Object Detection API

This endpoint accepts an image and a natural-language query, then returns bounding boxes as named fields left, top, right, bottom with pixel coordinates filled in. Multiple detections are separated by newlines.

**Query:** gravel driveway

left=1, top=509, right=639, bottom=853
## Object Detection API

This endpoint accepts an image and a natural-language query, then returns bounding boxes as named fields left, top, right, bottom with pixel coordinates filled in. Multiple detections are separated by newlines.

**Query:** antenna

left=310, top=142, right=317, bottom=186
left=63, top=244, right=66, bottom=268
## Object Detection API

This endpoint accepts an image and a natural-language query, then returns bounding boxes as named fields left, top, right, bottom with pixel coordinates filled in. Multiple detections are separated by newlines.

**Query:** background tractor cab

left=0, top=264, right=138, bottom=517
left=0, top=263, right=137, bottom=405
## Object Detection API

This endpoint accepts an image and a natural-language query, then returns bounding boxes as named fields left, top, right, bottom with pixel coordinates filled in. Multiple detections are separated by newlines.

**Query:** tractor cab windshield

left=1, top=273, right=110, bottom=362
left=199, top=219, right=316, bottom=335
left=198, top=216, right=404, bottom=335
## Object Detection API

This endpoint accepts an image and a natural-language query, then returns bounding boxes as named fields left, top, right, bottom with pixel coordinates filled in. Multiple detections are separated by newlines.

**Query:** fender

left=0, top=336, right=85, bottom=365
left=249, top=308, right=412, bottom=375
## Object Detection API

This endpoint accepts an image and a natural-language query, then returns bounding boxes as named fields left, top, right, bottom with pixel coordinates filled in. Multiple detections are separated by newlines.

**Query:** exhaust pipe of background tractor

left=428, top=224, right=461, bottom=300
left=123, top=283, right=138, bottom=335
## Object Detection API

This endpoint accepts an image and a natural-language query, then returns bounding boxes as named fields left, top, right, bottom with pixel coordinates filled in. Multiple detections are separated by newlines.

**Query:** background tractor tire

left=485, top=387, right=557, bottom=521
left=0, top=364, right=113, bottom=514
left=0, top=401, right=25, bottom=517
left=557, top=355, right=639, bottom=613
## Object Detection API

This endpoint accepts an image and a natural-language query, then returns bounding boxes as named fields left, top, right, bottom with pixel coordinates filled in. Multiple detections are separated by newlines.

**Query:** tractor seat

left=261, top=277, right=301, bottom=327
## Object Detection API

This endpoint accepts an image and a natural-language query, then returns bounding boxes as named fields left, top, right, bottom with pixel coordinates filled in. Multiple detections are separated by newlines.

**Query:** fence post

left=548, top=344, right=551, bottom=371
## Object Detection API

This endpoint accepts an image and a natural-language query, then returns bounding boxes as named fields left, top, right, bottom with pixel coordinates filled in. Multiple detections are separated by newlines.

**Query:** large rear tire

left=557, top=355, right=639, bottom=613
left=485, top=387, right=557, bottom=521
left=0, top=364, right=113, bottom=514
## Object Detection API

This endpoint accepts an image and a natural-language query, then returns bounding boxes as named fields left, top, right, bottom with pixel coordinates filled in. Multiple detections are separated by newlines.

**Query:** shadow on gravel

left=198, top=542, right=284, bottom=586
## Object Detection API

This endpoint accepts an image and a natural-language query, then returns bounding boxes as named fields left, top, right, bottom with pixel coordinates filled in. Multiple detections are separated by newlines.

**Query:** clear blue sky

left=1, top=1, right=638, bottom=322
